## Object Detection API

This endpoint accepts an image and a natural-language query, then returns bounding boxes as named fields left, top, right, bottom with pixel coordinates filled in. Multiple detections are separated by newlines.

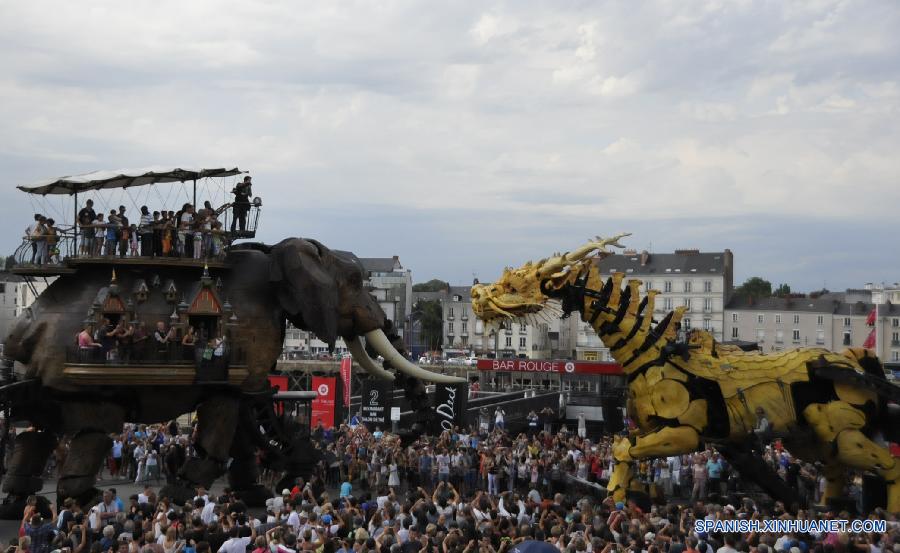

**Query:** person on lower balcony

left=153, top=321, right=170, bottom=361
left=77, top=324, right=102, bottom=362
left=182, top=326, right=197, bottom=362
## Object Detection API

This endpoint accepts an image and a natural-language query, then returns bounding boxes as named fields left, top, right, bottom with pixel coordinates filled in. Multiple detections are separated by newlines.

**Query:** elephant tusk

left=364, top=329, right=466, bottom=384
left=346, top=337, right=395, bottom=381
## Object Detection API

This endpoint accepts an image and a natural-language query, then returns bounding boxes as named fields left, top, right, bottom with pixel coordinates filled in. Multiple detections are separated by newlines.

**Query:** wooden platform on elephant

left=63, top=364, right=249, bottom=386
left=67, top=256, right=228, bottom=270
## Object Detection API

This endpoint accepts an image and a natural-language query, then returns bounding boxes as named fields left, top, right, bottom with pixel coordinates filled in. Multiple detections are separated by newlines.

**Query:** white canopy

left=18, top=166, right=245, bottom=195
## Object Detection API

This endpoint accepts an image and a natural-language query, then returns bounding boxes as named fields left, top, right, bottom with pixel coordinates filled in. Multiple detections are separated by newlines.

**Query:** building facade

left=0, top=273, right=53, bottom=346
left=725, top=292, right=900, bottom=364
left=595, top=249, right=734, bottom=341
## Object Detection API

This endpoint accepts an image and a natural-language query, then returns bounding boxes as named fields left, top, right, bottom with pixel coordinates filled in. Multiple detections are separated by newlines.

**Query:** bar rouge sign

left=475, top=358, right=622, bottom=375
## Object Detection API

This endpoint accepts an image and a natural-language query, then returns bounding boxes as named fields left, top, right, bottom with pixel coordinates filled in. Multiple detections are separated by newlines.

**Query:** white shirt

left=287, top=511, right=301, bottom=532
left=201, top=502, right=217, bottom=525
left=218, top=536, right=251, bottom=553
left=138, top=493, right=150, bottom=504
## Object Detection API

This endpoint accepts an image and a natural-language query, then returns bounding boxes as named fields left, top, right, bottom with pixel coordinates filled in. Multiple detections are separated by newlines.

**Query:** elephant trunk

left=364, top=330, right=465, bottom=384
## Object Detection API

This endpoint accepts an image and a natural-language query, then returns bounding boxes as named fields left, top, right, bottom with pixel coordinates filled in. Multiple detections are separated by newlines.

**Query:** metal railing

left=14, top=228, right=76, bottom=266
left=66, top=343, right=246, bottom=366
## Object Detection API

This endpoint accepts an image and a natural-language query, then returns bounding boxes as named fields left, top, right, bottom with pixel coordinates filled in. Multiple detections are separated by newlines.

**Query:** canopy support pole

left=73, top=191, right=78, bottom=258
left=193, top=179, right=197, bottom=209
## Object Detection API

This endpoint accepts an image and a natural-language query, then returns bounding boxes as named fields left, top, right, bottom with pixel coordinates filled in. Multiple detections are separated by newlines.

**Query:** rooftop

left=596, top=250, right=731, bottom=275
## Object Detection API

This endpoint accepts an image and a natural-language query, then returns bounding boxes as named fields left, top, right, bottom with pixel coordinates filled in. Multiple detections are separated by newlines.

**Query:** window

left=816, top=330, right=825, bottom=344
left=0, top=283, right=5, bottom=294
left=817, top=315, right=824, bottom=326
left=449, top=307, right=454, bottom=318
left=519, top=337, right=526, bottom=348
left=843, top=317, right=851, bottom=327
left=684, top=281, right=692, bottom=293
left=520, top=323, right=527, bottom=333
left=892, top=331, right=899, bottom=345
left=757, top=314, right=764, bottom=324
left=704, top=281, right=712, bottom=293
left=775, top=330, right=784, bottom=343
left=775, top=314, right=782, bottom=324
left=664, top=281, right=672, bottom=292
left=893, top=318, right=899, bottom=327
left=505, top=337, right=512, bottom=347
left=731, top=327, right=739, bottom=339
left=704, top=298, right=713, bottom=312
left=843, top=331, right=851, bottom=345
left=645, top=281, right=653, bottom=292
left=462, top=321, right=467, bottom=333
left=792, top=329, right=800, bottom=342
left=684, top=298, right=691, bottom=310
left=683, top=318, right=691, bottom=330
left=453, top=295, right=461, bottom=301
left=756, top=329, right=765, bottom=342
left=893, top=351, right=900, bottom=362
left=664, top=298, right=673, bottom=310
left=703, top=319, right=711, bottom=330
left=732, top=313, right=738, bottom=322
left=448, top=322, right=454, bottom=333
left=793, top=314, right=800, bottom=325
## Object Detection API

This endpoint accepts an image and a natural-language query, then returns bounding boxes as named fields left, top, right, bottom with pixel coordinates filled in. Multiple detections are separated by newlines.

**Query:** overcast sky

left=1, top=1, right=898, bottom=292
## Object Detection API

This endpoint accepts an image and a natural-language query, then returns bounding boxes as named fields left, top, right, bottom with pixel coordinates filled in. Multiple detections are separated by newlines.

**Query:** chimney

left=640, top=250, right=650, bottom=266
left=623, top=249, right=637, bottom=255
left=674, top=249, right=700, bottom=255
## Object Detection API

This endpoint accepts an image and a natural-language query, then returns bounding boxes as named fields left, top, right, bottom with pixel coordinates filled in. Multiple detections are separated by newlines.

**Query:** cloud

left=0, top=0, right=898, bottom=291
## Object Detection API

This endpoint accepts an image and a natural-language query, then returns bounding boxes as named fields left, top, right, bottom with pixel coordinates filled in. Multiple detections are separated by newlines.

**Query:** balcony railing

left=66, top=343, right=246, bottom=366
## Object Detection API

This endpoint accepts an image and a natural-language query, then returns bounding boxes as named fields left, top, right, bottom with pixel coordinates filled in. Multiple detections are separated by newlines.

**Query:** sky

left=0, top=0, right=898, bottom=292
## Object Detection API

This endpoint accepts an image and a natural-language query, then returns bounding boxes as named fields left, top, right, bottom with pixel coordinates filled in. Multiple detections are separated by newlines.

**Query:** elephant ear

left=270, top=238, right=339, bottom=348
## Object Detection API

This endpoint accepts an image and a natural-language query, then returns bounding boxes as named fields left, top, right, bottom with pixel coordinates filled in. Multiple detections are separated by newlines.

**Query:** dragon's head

left=471, top=233, right=630, bottom=324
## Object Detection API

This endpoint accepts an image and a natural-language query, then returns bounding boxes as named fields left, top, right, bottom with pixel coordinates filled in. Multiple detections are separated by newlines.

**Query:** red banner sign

left=475, top=358, right=622, bottom=375
left=311, top=376, right=336, bottom=429
left=340, top=356, right=352, bottom=408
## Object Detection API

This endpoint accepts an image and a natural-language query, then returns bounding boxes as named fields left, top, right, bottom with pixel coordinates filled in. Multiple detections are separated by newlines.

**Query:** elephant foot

left=0, top=494, right=52, bottom=520
left=159, top=482, right=197, bottom=506
left=179, top=458, right=225, bottom=489
left=232, top=484, right=271, bottom=508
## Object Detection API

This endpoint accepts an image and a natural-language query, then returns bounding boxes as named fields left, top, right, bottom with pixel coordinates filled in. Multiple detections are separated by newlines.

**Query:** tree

left=413, top=299, right=443, bottom=351
left=773, top=283, right=791, bottom=298
left=4, top=255, right=15, bottom=270
left=412, top=279, right=449, bottom=292
left=735, top=277, right=772, bottom=300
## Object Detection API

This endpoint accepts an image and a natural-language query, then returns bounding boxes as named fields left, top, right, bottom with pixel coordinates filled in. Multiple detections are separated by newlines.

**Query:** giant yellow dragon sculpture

left=472, top=234, right=900, bottom=513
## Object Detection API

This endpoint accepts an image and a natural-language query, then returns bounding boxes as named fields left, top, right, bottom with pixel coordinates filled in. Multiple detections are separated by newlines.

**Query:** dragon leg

left=820, top=462, right=847, bottom=508
left=804, top=401, right=899, bottom=513
left=608, top=426, right=699, bottom=505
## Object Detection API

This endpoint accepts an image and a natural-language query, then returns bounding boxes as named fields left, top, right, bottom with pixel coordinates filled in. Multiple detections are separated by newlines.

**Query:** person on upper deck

left=231, top=176, right=252, bottom=233
left=77, top=199, right=96, bottom=257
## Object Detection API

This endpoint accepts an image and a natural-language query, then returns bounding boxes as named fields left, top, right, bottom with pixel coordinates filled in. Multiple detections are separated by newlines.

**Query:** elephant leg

left=0, top=430, right=57, bottom=520
left=227, top=402, right=269, bottom=507
left=57, top=431, right=110, bottom=509
left=164, top=395, right=239, bottom=504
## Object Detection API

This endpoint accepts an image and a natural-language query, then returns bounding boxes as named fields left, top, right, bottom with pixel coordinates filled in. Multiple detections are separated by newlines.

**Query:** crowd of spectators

left=21, top=175, right=255, bottom=266
left=11, top=417, right=899, bottom=553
